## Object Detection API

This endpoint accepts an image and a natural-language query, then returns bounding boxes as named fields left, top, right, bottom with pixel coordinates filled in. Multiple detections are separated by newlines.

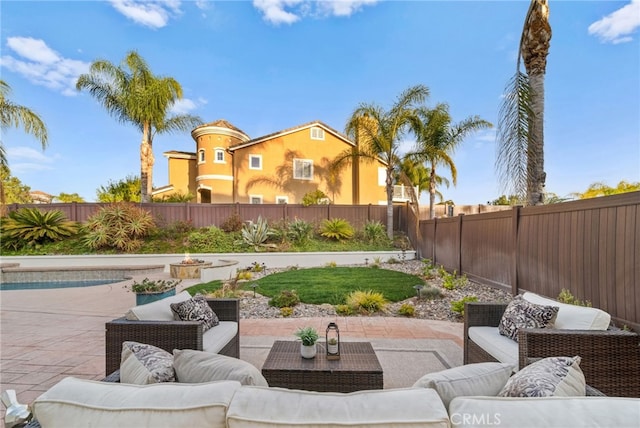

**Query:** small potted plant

left=294, top=326, right=319, bottom=359
left=125, top=278, right=182, bottom=305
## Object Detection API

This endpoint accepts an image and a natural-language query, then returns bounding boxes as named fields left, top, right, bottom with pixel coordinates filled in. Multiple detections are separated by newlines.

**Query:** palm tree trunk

left=140, top=123, right=154, bottom=203
left=527, top=72, right=545, bottom=205
left=386, top=167, right=394, bottom=239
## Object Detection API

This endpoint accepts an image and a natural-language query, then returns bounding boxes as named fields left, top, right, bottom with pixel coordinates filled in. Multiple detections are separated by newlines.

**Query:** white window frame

left=249, top=154, right=262, bottom=170
left=276, top=196, right=288, bottom=204
left=249, top=195, right=263, bottom=204
left=310, top=127, right=325, bottom=140
left=198, top=149, right=206, bottom=164
left=214, top=148, right=225, bottom=163
left=293, top=158, right=313, bottom=180
left=378, top=167, right=386, bottom=186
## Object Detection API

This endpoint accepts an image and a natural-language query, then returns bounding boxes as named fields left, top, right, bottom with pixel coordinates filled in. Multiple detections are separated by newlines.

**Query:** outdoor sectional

left=464, top=292, right=640, bottom=397
left=105, top=292, right=240, bottom=375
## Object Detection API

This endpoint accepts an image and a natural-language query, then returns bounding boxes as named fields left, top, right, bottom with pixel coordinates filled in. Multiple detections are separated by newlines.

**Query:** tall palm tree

left=407, top=103, right=492, bottom=219
left=335, top=84, right=429, bottom=239
left=0, top=79, right=48, bottom=207
left=398, top=157, right=449, bottom=203
left=76, top=51, right=202, bottom=203
left=496, top=0, right=551, bottom=206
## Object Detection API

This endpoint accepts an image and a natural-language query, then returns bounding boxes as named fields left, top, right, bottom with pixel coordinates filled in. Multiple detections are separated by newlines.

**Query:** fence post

left=511, top=206, right=521, bottom=296
left=457, top=214, right=464, bottom=273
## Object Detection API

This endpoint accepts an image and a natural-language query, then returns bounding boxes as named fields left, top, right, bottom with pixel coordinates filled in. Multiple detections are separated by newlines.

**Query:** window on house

left=276, top=196, right=288, bottom=204
left=378, top=167, right=386, bottom=186
left=293, top=159, right=313, bottom=180
left=249, top=195, right=263, bottom=204
left=198, top=149, right=205, bottom=163
left=310, top=127, right=325, bottom=140
left=249, top=154, right=262, bottom=170
left=214, top=149, right=225, bottom=163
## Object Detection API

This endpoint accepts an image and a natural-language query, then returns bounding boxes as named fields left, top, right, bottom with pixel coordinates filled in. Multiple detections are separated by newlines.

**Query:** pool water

left=0, top=279, right=125, bottom=291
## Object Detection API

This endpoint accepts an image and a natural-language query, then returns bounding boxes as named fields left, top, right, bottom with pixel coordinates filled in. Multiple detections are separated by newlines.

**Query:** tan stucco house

left=153, top=119, right=390, bottom=205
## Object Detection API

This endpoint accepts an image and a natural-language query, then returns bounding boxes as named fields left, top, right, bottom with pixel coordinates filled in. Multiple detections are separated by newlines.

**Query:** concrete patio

left=0, top=272, right=463, bottom=421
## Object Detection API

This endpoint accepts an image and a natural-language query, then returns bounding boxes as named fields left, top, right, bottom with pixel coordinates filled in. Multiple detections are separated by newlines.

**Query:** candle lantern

left=326, top=322, right=340, bottom=360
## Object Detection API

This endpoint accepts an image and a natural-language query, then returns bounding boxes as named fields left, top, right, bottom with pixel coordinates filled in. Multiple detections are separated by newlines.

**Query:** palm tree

left=0, top=79, right=48, bottom=207
left=407, top=103, right=492, bottom=219
left=335, top=84, right=430, bottom=239
left=398, top=157, right=449, bottom=203
left=76, top=51, right=202, bottom=203
left=496, top=0, right=551, bottom=206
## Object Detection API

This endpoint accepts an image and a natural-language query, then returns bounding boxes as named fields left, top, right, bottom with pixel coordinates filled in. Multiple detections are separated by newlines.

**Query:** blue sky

left=1, top=0, right=639, bottom=205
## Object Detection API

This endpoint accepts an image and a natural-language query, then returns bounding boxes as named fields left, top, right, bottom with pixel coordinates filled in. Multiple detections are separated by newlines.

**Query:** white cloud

left=170, top=98, right=198, bottom=115
left=1, top=37, right=91, bottom=96
left=588, top=0, right=640, bottom=44
left=253, top=0, right=377, bottom=25
left=6, top=146, right=58, bottom=173
left=109, top=0, right=183, bottom=29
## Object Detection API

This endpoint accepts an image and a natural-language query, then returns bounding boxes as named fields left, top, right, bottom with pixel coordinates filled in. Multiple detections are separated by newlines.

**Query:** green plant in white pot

left=295, top=326, right=319, bottom=359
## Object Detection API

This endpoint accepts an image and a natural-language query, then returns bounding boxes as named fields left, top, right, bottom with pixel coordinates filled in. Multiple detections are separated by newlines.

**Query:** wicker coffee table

left=261, top=340, right=383, bottom=392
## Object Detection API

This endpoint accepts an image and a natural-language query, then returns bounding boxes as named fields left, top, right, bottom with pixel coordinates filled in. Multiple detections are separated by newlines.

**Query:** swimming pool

left=1, top=279, right=126, bottom=291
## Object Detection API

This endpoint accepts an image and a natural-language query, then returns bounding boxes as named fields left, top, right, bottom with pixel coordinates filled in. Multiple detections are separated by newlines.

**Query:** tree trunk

left=429, top=161, right=437, bottom=219
left=527, top=72, right=546, bottom=205
left=140, top=123, right=154, bottom=203
left=386, top=166, right=394, bottom=239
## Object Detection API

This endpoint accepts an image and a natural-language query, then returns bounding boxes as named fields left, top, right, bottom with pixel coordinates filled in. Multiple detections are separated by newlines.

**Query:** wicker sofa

left=464, top=292, right=640, bottom=397
left=105, top=293, right=240, bottom=375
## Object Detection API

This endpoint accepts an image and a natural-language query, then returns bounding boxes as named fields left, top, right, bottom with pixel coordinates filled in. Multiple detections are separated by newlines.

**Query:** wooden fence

left=4, top=202, right=409, bottom=231
left=413, top=192, right=640, bottom=330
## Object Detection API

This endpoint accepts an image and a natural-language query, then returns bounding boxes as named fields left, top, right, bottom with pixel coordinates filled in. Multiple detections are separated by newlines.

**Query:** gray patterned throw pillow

left=170, top=293, right=219, bottom=331
left=498, top=295, right=559, bottom=341
left=498, top=356, right=586, bottom=397
left=120, top=341, right=175, bottom=384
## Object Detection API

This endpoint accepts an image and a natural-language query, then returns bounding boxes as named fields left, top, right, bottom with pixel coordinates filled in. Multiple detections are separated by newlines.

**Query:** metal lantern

left=326, top=322, right=340, bottom=360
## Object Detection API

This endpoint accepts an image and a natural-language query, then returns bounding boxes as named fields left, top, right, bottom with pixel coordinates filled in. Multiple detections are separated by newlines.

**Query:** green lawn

left=186, top=266, right=424, bottom=305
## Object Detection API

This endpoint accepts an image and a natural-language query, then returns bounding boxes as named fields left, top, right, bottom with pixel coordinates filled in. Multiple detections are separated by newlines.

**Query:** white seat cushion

left=32, top=377, right=240, bottom=428
left=522, top=292, right=610, bottom=330
left=203, top=321, right=237, bottom=353
left=226, top=386, right=450, bottom=428
left=125, top=291, right=192, bottom=321
left=449, top=396, right=640, bottom=428
left=468, top=327, right=519, bottom=369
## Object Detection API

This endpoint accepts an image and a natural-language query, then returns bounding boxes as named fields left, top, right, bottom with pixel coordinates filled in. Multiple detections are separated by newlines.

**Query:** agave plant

left=238, top=216, right=276, bottom=251
left=1, top=208, right=78, bottom=250
left=82, top=203, right=155, bottom=252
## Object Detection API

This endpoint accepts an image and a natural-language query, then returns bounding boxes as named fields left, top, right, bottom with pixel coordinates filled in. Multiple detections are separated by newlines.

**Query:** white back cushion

left=33, top=377, right=240, bottom=428
left=125, top=290, right=191, bottom=321
left=226, top=386, right=450, bottom=428
left=522, top=292, right=610, bottom=330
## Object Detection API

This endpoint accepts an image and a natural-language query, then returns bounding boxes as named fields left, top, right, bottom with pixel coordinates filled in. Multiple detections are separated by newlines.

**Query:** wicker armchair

left=105, top=298, right=240, bottom=375
left=464, top=302, right=640, bottom=397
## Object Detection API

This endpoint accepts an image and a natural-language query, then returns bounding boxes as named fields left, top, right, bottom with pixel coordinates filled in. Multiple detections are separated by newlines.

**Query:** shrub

left=280, top=307, right=294, bottom=317
left=287, top=218, right=313, bottom=244
left=319, top=218, right=354, bottom=241
left=419, top=285, right=445, bottom=300
left=238, top=216, right=276, bottom=251
left=236, top=270, right=253, bottom=280
left=269, top=290, right=301, bottom=308
left=1, top=208, right=79, bottom=250
left=335, top=304, right=353, bottom=316
left=220, top=213, right=243, bottom=233
left=187, top=226, right=236, bottom=253
left=294, top=326, right=319, bottom=345
left=441, top=270, right=468, bottom=290
left=557, top=289, right=592, bottom=307
left=450, top=296, right=479, bottom=315
left=362, top=220, right=387, bottom=243
left=83, top=203, right=154, bottom=252
left=302, top=190, right=329, bottom=206
left=126, top=278, right=181, bottom=293
left=398, top=303, right=415, bottom=317
left=325, top=261, right=337, bottom=268
left=345, top=290, right=387, bottom=314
